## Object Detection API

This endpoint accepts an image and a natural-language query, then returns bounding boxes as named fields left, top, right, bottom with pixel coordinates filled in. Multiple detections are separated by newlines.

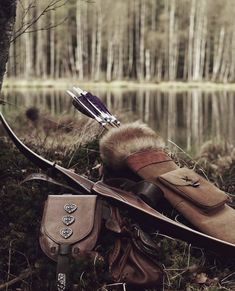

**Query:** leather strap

left=104, top=178, right=164, bottom=209
left=128, top=181, right=164, bottom=209
left=56, top=244, right=71, bottom=291
left=126, top=150, right=172, bottom=172
left=21, top=173, right=81, bottom=194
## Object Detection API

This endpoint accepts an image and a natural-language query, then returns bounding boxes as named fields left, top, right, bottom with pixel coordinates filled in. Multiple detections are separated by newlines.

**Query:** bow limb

left=0, top=113, right=93, bottom=193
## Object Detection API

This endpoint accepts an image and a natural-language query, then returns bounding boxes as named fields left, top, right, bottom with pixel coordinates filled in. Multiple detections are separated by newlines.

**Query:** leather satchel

left=40, top=194, right=102, bottom=290
left=109, top=234, right=163, bottom=288
left=106, top=206, right=163, bottom=288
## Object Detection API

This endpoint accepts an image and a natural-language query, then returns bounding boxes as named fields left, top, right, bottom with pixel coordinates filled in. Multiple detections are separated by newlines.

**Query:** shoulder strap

left=56, top=244, right=71, bottom=291
left=104, top=178, right=164, bottom=209
left=21, top=173, right=81, bottom=194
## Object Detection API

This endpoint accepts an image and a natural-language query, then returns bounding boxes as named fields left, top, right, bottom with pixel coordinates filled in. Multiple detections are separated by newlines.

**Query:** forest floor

left=0, top=114, right=235, bottom=291
left=4, top=78, right=235, bottom=91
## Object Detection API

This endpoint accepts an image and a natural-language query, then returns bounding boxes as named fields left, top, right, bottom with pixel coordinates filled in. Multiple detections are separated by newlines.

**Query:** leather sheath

left=126, top=149, right=235, bottom=245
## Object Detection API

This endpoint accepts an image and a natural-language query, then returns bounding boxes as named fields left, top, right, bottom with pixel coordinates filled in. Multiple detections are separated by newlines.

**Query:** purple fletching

left=85, top=92, right=111, bottom=114
left=72, top=99, right=94, bottom=119
left=78, top=94, right=100, bottom=116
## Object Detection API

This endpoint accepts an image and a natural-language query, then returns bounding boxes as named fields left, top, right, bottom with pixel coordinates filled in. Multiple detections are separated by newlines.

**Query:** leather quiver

left=127, top=150, right=235, bottom=244
left=40, top=194, right=102, bottom=261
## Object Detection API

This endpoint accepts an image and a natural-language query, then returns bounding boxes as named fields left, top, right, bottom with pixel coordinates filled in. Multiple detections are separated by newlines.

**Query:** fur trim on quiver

left=100, top=122, right=164, bottom=169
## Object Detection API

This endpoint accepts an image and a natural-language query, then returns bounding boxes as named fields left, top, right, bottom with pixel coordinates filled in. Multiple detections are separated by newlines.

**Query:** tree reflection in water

left=1, top=88, right=234, bottom=151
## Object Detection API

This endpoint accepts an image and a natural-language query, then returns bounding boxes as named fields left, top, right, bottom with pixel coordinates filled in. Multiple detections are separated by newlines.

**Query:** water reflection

left=1, top=88, right=234, bottom=150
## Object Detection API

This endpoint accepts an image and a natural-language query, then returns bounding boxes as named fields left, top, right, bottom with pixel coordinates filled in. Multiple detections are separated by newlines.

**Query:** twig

left=103, top=283, right=127, bottom=291
left=24, top=17, right=68, bottom=34
left=6, top=239, right=16, bottom=290
left=187, top=244, right=191, bottom=268
left=11, top=0, right=69, bottom=42
left=0, top=269, right=35, bottom=290
left=221, top=271, right=235, bottom=283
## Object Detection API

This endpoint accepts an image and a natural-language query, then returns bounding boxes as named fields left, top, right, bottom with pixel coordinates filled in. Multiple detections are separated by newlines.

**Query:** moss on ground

left=0, top=133, right=235, bottom=291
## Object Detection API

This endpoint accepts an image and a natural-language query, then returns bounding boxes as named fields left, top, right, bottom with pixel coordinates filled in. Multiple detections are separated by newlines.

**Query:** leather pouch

left=157, top=168, right=228, bottom=213
left=107, top=206, right=163, bottom=288
left=40, top=194, right=102, bottom=290
left=40, top=194, right=102, bottom=260
left=109, top=234, right=163, bottom=288
left=156, top=168, right=235, bottom=244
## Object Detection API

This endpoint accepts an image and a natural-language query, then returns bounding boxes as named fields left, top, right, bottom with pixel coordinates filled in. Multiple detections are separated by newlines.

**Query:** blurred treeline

left=7, top=0, right=235, bottom=82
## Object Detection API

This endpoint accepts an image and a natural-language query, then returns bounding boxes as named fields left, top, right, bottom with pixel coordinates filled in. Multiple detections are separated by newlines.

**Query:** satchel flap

left=158, top=168, right=228, bottom=211
left=43, top=194, right=97, bottom=244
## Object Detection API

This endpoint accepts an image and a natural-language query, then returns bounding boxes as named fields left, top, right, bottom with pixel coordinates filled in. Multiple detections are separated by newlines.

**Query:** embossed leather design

left=43, top=195, right=96, bottom=243
left=40, top=194, right=102, bottom=261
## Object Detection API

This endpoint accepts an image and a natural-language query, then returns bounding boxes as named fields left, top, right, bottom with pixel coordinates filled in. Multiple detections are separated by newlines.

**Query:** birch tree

left=5, top=0, right=235, bottom=83
left=76, top=0, right=83, bottom=80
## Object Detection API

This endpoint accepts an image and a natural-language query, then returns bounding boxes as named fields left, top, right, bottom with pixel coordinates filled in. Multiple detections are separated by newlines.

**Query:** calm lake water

left=1, top=87, right=235, bottom=151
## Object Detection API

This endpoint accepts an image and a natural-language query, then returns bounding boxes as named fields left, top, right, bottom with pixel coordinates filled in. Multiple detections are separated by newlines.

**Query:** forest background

left=6, top=0, right=235, bottom=83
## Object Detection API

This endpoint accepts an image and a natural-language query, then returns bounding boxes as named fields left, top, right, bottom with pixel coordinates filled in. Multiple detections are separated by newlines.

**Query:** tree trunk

left=95, top=5, right=102, bottom=81
left=188, top=0, right=196, bottom=81
left=91, top=9, right=97, bottom=79
left=139, top=1, right=145, bottom=81
left=168, top=0, right=178, bottom=81
left=76, top=0, right=84, bottom=80
left=164, top=0, right=169, bottom=80
left=135, top=0, right=140, bottom=80
left=204, top=33, right=210, bottom=81
left=106, top=31, right=114, bottom=81
left=117, top=16, right=124, bottom=80
left=127, top=1, right=134, bottom=77
left=0, top=0, right=17, bottom=90
left=145, top=49, right=151, bottom=81
left=212, top=27, right=225, bottom=81
left=229, top=25, right=235, bottom=82
left=50, top=10, right=55, bottom=78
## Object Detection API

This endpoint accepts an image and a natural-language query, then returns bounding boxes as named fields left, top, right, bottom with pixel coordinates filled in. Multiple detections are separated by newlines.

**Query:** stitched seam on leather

left=126, top=150, right=172, bottom=172
left=136, top=160, right=173, bottom=172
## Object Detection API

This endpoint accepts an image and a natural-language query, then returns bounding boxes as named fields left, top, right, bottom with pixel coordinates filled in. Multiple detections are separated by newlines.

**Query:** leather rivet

left=64, top=203, right=77, bottom=214
left=50, top=246, right=56, bottom=253
left=60, top=228, right=73, bottom=239
left=73, top=247, right=79, bottom=254
left=62, top=215, right=75, bottom=226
